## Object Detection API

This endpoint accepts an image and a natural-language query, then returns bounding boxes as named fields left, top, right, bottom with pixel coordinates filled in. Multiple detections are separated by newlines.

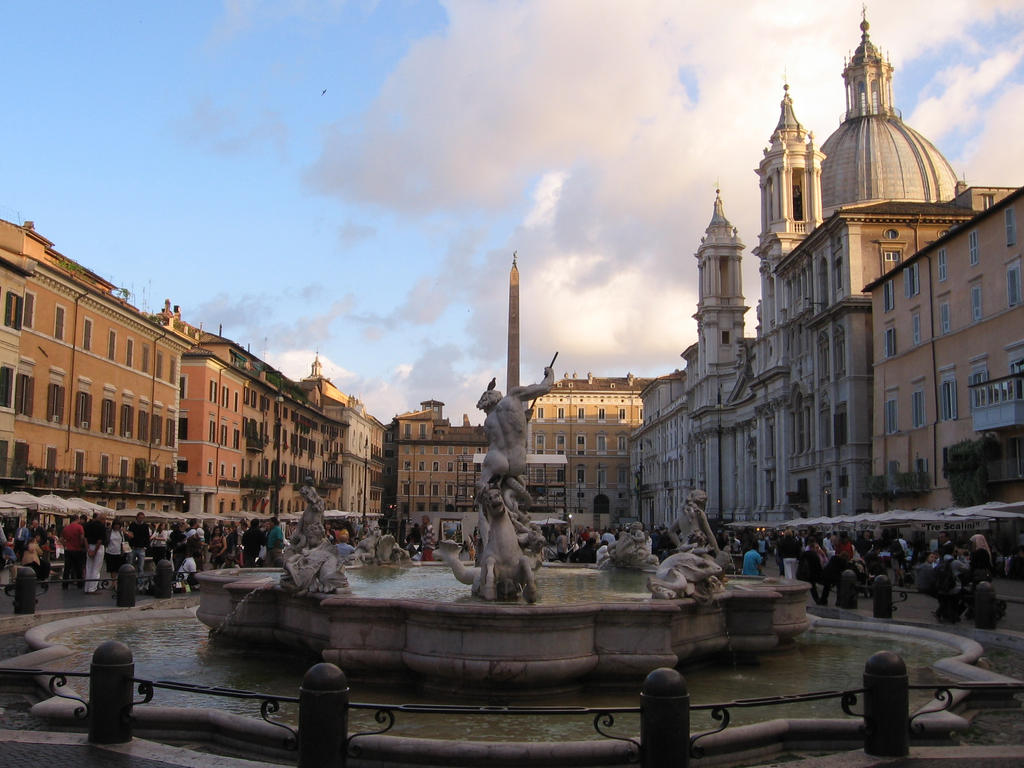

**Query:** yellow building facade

left=867, top=187, right=1024, bottom=509
left=0, top=219, right=191, bottom=512
left=531, top=373, right=649, bottom=530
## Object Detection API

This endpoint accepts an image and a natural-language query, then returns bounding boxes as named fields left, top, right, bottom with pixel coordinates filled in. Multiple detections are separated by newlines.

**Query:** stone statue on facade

left=280, top=479, right=350, bottom=595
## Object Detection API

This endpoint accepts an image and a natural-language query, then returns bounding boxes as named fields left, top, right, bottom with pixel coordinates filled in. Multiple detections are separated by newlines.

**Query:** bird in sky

left=321, top=89, right=327, bottom=96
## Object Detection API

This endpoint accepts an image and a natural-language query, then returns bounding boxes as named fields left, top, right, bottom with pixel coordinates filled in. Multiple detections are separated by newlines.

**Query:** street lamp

left=271, top=394, right=284, bottom=515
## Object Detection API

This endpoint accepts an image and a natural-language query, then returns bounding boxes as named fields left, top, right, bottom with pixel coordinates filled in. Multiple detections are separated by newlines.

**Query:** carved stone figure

left=647, top=549, right=725, bottom=602
left=664, top=490, right=731, bottom=567
left=281, top=539, right=351, bottom=596
left=290, top=481, right=327, bottom=551
left=599, top=522, right=659, bottom=569
left=280, top=480, right=350, bottom=595
left=665, top=489, right=717, bottom=553
left=475, top=365, right=554, bottom=546
left=436, top=485, right=539, bottom=603
left=351, top=531, right=411, bottom=566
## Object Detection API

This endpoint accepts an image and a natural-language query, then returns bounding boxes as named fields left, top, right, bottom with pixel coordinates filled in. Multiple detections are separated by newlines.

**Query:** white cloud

left=299, top=0, right=1024, bottom=422
left=910, top=46, right=1024, bottom=142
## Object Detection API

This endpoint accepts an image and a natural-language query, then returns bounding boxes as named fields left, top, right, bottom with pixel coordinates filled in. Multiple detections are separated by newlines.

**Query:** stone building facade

left=639, top=18, right=1005, bottom=526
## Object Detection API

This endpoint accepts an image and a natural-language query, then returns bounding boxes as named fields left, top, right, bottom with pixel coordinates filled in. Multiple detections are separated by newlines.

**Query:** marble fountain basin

left=196, top=565, right=810, bottom=695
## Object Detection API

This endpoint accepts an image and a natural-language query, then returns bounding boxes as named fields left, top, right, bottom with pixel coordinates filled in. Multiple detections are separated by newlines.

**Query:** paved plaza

left=1, top=575, right=1022, bottom=767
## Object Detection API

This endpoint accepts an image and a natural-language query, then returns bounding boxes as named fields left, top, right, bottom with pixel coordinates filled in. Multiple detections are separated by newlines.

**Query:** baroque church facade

left=636, top=18, right=986, bottom=525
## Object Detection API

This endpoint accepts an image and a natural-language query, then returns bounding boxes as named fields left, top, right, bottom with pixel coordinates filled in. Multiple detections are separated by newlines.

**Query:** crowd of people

left=7, top=511, right=1024, bottom=621
left=736, top=526, right=1021, bottom=623
left=2, top=511, right=370, bottom=592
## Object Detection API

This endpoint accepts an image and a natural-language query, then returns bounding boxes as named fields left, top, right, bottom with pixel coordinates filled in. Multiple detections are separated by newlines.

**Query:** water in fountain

left=53, top=617, right=951, bottom=740
left=208, top=575, right=276, bottom=638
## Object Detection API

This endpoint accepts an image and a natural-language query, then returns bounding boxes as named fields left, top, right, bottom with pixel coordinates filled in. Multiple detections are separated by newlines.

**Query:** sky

left=3, top=0, right=1023, bottom=426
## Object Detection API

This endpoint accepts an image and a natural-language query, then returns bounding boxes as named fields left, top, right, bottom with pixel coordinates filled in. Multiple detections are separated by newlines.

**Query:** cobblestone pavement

left=2, top=741, right=189, bottom=767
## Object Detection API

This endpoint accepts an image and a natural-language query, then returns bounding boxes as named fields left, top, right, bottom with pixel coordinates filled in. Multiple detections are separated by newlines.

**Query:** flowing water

left=53, top=618, right=950, bottom=742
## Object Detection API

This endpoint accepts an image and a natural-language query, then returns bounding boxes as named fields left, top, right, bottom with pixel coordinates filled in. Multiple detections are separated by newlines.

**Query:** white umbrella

left=65, top=497, right=113, bottom=514
left=0, top=491, right=46, bottom=510
left=34, top=494, right=73, bottom=513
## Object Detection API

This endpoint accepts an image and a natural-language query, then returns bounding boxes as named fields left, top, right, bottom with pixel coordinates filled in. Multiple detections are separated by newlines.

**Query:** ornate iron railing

left=0, top=662, right=1021, bottom=764
left=132, top=678, right=299, bottom=750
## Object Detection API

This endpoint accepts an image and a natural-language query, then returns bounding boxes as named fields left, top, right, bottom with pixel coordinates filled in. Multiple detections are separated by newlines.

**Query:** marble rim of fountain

left=195, top=567, right=813, bottom=693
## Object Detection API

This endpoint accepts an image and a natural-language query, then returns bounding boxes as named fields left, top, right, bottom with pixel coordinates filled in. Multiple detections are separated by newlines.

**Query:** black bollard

left=974, top=581, right=997, bottom=630
left=641, top=667, right=689, bottom=768
left=872, top=574, right=893, bottom=619
left=154, top=559, right=173, bottom=599
left=299, top=662, right=349, bottom=768
left=13, top=567, right=37, bottom=615
left=89, top=640, right=135, bottom=744
left=838, top=569, right=858, bottom=609
left=116, top=563, right=137, bottom=607
left=863, top=650, right=909, bottom=757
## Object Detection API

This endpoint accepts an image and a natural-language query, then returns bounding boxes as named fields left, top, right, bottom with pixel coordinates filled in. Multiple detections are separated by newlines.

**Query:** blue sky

left=3, top=1, right=1023, bottom=424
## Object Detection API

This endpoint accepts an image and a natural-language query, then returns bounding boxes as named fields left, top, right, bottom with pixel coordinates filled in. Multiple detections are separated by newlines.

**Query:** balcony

left=240, top=475, right=272, bottom=491
left=0, top=459, right=28, bottom=482
left=987, top=458, right=1024, bottom=483
left=245, top=435, right=266, bottom=452
left=22, top=470, right=181, bottom=497
left=866, top=471, right=930, bottom=498
left=218, top=478, right=241, bottom=489
left=970, top=373, right=1024, bottom=431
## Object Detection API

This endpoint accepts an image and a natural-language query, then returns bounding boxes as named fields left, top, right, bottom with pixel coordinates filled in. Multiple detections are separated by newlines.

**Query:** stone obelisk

left=507, top=253, right=520, bottom=392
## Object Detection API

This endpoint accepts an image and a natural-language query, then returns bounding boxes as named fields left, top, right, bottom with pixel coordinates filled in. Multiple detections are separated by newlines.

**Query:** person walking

left=150, top=523, right=170, bottom=563
left=83, top=512, right=107, bottom=593
left=742, top=543, right=763, bottom=576
left=127, top=511, right=151, bottom=574
left=61, top=514, right=87, bottom=590
left=105, top=519, right=128, bottom=577
left=798, top=535, right=828, bottom=605
left=778, top=530, right=802, bottom=580
left=241, top=519, right=265, bottom=568
left=266, top=517, right=285, bottom=567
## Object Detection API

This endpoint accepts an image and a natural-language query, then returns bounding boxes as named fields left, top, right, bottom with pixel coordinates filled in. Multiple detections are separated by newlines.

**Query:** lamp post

left=271, top=394, right=284, bottom=515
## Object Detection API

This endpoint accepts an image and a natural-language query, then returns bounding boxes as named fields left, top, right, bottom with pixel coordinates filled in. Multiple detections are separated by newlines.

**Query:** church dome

left=819, top=18, right=958, bottom=210
left=820, top=114, right=958, bottom=209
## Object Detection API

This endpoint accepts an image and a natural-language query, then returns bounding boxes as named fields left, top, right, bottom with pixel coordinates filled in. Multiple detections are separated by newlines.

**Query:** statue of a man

left=475, top=365, right=555, bottom=545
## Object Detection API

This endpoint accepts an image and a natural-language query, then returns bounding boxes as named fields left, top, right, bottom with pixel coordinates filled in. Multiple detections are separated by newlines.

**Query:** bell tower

left=753, top=83, right=825, bottom=332
left=694, top=191, right=747, bottom=382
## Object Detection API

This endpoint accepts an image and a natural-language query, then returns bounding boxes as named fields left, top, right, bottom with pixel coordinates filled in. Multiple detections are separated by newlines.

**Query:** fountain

left=198, top=363, right=810, bottom=693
